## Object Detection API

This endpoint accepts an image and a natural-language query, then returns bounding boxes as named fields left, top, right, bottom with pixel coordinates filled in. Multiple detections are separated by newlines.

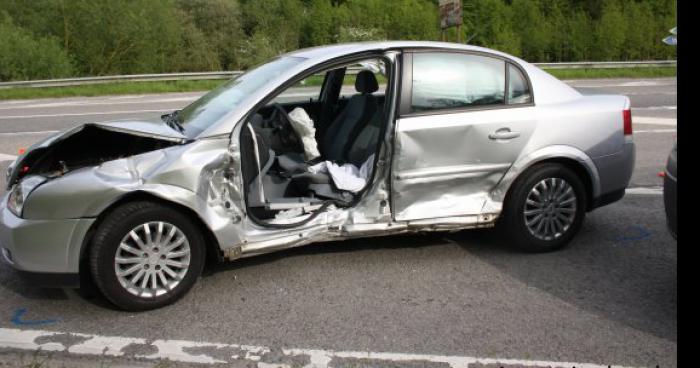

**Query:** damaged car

left=0, top=42, right=635, bottom=310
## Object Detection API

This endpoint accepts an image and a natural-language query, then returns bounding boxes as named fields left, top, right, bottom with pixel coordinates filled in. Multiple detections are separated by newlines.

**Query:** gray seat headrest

left=355, top=70, right=378, bottom=94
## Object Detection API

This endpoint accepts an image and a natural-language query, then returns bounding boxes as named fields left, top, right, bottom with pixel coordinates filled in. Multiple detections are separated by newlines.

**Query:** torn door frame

left=220, top=50, right=500, bottom=261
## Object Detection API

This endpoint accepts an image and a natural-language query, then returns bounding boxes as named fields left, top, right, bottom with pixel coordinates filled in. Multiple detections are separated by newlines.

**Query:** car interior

left=240, top=58, right=390, bottom=225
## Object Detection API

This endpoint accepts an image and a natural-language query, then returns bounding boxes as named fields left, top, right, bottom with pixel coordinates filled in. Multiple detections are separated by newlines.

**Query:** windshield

left=174, top=56, right=306, bottom=137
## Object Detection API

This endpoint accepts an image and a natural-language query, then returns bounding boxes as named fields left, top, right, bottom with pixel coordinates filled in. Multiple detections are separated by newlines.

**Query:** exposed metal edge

left=93, top=124, right=188, bottom=143
left=234, top=214, right=499, bottom=259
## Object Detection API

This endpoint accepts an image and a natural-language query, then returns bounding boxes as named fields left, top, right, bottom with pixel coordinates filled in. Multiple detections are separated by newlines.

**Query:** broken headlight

left=6, top=176, right=46, bottom=218
left=7, top=184, right=23, bottom=217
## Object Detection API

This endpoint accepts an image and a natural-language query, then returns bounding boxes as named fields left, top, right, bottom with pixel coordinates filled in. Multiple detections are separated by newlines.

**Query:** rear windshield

left=176, top=56, right=306, bottom=138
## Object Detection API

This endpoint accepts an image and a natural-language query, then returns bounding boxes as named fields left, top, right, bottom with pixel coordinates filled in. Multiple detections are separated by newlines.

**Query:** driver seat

left=277, top=70, right=379, bottom=175
left=321, top=70, right=379, bottom=162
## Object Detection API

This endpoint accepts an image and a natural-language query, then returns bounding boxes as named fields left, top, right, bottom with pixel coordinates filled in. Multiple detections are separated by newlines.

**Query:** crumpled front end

left=0, top=120, right=247, bottom=286
left=5, top=120, right=187, bottom=190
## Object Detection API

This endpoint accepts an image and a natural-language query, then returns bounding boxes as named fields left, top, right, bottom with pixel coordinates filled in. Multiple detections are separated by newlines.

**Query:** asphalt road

left=0, top=78, right=677, bottom=368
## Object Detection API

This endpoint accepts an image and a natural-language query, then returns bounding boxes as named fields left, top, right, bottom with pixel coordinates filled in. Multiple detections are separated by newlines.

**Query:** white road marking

left=621, top=91, right=677, bottom=95
left=0, top=130, right=59, bottom=136
left=67, top=334, right=146, bottom=357
left=626, top=187, right=663, bottom=195
left=567, top=79, right=676, bottom=88
left=0, top=96, right=198, bottom=110
left=634, top=105, right=676, bottom=110
left=633, top=117, right=677, bottom=126
left=0, top=109, right=167, bottom=119
left=635, top=129, right=676, bottom=134
left=0, top=153, right=17, bottom=161
left=0, top=327, right=639, bottom=368
left=617, top=80, right=675, bottom=87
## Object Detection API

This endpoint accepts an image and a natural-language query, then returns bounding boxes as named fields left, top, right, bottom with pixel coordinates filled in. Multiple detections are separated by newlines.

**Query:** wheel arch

left=78, top=191, right=224, bottom=279
left=493, top=146, right=600, bottom=212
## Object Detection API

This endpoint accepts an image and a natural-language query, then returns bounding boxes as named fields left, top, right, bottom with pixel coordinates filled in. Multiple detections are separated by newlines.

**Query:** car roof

left=198, top=41, right=581, bottom=138
left=285, top=41, right=519, bottom=62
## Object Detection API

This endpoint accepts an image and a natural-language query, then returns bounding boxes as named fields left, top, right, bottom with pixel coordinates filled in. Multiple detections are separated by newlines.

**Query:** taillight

left=623, top=109, right=633, bottom=136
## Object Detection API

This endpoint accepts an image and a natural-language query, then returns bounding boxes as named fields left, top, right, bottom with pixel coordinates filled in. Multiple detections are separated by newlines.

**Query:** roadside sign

left=439, top=0, right=462, bottom=30
left=663, top=26, right=676, bottom=45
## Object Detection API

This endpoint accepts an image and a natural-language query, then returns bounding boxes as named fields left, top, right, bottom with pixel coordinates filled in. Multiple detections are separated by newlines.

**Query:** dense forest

left=0, top=0, right=676, bottom=81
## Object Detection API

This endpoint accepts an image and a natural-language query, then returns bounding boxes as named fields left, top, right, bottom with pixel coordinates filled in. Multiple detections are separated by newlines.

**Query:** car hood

left=38, top=118, right=188, bottom=148
left=6, top=119, right=189, bottom=189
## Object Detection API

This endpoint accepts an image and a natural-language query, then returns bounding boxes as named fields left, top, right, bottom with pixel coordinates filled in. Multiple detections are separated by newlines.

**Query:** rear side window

left=507, top=64, right=532, bottom=104
left=411, top=53, right=505, bottom=112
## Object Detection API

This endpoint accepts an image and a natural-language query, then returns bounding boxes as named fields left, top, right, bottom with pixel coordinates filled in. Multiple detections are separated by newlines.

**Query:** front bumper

left=0, top=195, right=95, bottom=288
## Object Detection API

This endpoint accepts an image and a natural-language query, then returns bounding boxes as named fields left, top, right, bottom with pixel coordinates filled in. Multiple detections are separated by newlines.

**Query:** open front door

left=391, top=51, right=536, bottom=221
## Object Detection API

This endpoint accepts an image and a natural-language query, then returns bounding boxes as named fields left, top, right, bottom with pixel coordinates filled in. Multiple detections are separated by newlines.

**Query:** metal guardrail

left=0, top=72, right=245, bottom=89
left=534, top=60, right=676, bottom=69
left=0, top=60, right=676, bottom=89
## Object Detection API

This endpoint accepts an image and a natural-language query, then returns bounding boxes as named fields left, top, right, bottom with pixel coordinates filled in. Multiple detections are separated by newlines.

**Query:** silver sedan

left=0, top=41, right=635, bottom=310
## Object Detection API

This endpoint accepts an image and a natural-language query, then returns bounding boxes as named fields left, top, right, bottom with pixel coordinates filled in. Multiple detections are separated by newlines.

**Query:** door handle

left=489, top=128, right=520, bottom=140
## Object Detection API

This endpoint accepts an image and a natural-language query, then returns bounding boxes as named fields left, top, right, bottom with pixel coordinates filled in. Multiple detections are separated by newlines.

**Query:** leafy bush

left=0, top=0, right=678, bottom=81
left=336, top=26, right=386, bottom=42
left=0, top=16, right=75, bottom=81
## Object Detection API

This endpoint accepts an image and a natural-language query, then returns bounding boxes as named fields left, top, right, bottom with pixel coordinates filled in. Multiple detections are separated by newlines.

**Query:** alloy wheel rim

left=114, top=221, right=191, bottom=298
left=523, top=177, right=577, bottom=241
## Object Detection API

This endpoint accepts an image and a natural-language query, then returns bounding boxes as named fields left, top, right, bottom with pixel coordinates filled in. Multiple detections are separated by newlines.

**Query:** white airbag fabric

left=288, top=107, right=321, bottom=161
left=308, top=154, right=374, bottom=193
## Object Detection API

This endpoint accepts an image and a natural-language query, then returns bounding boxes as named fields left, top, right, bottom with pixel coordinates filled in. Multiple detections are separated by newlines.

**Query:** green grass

left=545, top=66, right=676, bottom=79
left=0, top=79, right=228, bottom=100
left=0, top=67, right=675, bottom=100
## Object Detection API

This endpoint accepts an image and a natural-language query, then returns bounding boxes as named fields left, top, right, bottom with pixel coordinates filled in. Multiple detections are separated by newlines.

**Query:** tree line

left=0, top=0, right=676, bottom=81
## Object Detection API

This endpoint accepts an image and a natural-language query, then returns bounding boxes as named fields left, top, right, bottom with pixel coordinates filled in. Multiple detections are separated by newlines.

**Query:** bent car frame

left=0, top=41, right=635, bottom=310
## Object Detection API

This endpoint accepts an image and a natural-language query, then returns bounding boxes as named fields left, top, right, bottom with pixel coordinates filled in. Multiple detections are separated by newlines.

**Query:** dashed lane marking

left=635, top=129, right=676, bottom=134
left=634, top=105, right=676, bottom=110
left=0, top=327, right=640, bottom=368
left=0, top=109, right=167, bottom=119
left=0, top=97, right=197, bottom=110
left=567, top=79, right=676, bottom=88
left=633, top=117, right=676, bottom=126
left=0, top=153, right=17, bottom=161
left=626, top=187, right=663, bottom=195
left=0, top=130, right=59, bottom=136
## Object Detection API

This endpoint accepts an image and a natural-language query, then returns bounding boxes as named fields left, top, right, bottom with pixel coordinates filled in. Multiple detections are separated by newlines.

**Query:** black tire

left=89, top=201, right=205, bottom=311
left=498, top=163, right=587, bottom=252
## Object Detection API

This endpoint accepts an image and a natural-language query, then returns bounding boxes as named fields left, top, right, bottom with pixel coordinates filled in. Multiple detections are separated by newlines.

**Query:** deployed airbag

left=288, top=107, right=320, bottom=161
left=308, top=154, right=374, bottom=193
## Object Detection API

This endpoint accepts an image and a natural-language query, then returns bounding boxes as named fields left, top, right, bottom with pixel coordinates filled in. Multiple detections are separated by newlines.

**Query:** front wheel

left=89, top=201, right=205, bottom=311
left=498, top=163, right=587, bottom=252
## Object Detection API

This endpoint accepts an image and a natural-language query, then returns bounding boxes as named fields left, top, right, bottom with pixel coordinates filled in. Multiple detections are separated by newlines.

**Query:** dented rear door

left=391, top=51, right=536, bottom=221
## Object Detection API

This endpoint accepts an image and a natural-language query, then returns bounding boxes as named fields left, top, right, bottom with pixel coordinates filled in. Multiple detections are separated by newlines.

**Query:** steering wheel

left=269, top=103, right=303, bottom=152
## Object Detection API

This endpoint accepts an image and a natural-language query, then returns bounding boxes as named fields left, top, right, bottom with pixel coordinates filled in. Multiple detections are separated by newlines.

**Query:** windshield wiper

left=161, top=110, right=185, bottom=134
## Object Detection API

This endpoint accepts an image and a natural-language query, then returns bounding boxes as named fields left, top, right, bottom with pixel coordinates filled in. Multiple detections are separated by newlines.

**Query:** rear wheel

left=89, top=201, right=205, bottom=311
left=498, top=163, right=587, bottom=252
